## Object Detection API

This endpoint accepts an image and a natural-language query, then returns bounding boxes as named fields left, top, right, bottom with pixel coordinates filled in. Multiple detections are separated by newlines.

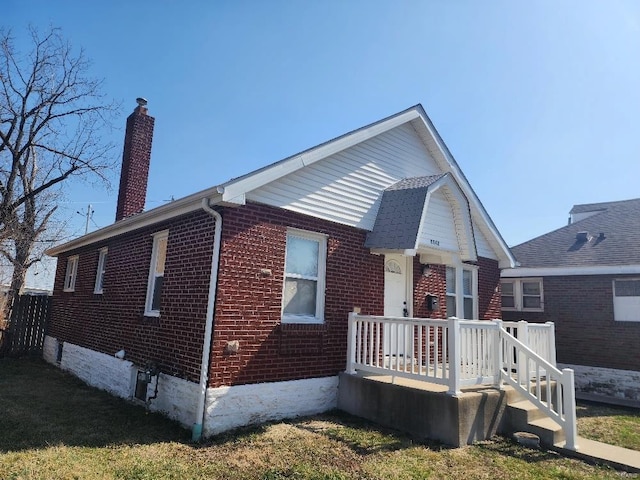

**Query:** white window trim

left=501, top=278, right=544, bottom=312
left=613, top=278, right=640, bottom=322
left=145, top=230, right=169, bottom=317
left=446, top=263, right=478, bottom=320
left=94, top=247, right=108, bottom=294
left=281, top=228, right=327, bottom=324
left=63, top=255, right=79, bottom=292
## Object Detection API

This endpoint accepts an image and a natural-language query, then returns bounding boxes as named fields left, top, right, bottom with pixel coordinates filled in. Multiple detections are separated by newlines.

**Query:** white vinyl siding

left=613, top=279, right=640, bottom=322
left=63, top=256, right=79, bottom=292
left=282, top=229, right=327, bottom=324
left=94, top=247, right=108, bottom=294
left=474, top=222, right=499, bottom=260
left=248, top=123, right=440, bottom=230
left=419, top=189, right=459, bottom=252
left=145, top=230, right=169, bottom=317
left=501, top=278, right=544, bottom=312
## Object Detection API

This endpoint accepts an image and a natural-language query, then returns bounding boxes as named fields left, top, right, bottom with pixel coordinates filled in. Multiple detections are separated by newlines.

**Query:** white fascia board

left=46, top=189, right=224, bottom=257
left=501, top=265, right=640, bottom=277
left=219, top=109, right=422, bottom=202
left=413, top=110, right=516, bottom=268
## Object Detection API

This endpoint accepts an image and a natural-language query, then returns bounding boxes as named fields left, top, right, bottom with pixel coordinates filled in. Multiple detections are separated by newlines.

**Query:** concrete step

left=528, top=417, right=565, bottom=447
left=507, top=400, right=547, bottom=428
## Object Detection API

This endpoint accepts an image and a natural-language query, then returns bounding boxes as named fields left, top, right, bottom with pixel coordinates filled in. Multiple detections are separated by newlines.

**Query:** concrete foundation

left=337, top=373, right=507, bottom=447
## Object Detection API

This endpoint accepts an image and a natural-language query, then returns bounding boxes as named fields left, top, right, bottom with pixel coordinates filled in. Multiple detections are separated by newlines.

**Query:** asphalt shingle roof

left=364, top=174, right=445, bottom=250
left=512, top=198, right=640, bottom=268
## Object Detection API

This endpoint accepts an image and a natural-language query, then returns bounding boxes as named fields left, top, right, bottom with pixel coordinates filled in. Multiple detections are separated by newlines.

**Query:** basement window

left=145, top=230, right=168, bottom=317
left=63, top=256, right=79, bottom=292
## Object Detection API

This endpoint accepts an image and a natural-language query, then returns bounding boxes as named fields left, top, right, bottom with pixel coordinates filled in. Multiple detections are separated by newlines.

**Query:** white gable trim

left=219, top=109, right=422, bottom=204
left=46, top=188, right=223, bottom=257
left=413, top=112, right=514, bottom=268
left=220, top=106, right=514, bottom=267
left=415, top=174, right=477, bottom=262
left=502, top=265, right=640, bottom=277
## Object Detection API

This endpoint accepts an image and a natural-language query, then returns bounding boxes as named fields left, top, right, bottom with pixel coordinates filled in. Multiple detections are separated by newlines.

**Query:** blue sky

left=5, top=1, right=640, bottom=288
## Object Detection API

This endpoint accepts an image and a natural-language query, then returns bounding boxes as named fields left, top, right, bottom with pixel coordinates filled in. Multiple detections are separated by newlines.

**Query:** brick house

left=44, top=102, right=515, bottom=439
left=501, top=199, right=640, bottom=406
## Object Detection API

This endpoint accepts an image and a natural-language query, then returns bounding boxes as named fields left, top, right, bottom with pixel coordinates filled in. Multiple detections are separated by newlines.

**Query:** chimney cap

left=136, top=97, right=148, bottom=107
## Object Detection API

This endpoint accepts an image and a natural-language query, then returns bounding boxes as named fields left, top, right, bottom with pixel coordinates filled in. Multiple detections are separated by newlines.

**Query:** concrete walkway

left=553, top=437, right=640, bottom=473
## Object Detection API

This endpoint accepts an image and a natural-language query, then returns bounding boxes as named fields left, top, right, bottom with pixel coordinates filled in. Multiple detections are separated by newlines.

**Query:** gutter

left=192, top=198, right=223, bottom=441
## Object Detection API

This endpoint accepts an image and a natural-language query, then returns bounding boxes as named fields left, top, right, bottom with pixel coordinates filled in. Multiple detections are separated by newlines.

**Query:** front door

left=384, top=254, right=412, bottom=357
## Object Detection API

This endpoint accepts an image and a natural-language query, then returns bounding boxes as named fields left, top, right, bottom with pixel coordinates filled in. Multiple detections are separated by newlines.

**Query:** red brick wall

left=412, top=261, right=447, bottom=319
left=115, top=106, right=154, bottom=221
left=412, top=257, right=501, bottom=320
left=502, top=275, right=640, bottom=371
left=209, top=203, right=384, bottom=388
left=49, top=200, right=505, bottom=389
left=49, top=209, right=215, bottom=381
left=478, top=257, right=502, bottom=319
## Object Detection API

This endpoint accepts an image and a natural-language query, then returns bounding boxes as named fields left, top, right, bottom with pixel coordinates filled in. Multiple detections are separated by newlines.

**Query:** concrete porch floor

left=338, top=372, right=640, bottom=473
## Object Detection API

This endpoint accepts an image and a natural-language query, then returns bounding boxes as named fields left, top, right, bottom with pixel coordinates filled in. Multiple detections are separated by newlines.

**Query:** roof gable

left=219, top=105, right=514, bottom=267
left=47, top=105, right=515, bottom=267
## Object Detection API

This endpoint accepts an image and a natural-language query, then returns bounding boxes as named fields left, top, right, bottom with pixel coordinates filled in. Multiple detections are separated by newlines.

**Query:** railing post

left=447, top=317, right=461, bottom=396
left=346, top=312, right=357, bottom=374
left=547, top=322, right=557, bottom=367
left=562, top=368, right=579, bottom=451
left=517, top=320, right=529, bottom=384
left=492, top=319, right=503, bottom=389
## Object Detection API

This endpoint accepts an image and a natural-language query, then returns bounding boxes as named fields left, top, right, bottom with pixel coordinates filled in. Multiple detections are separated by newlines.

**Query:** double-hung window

left=94, top=247, right=108, bottom=294
left=282, top=229, right=327, bottom=324
left=613, top=279, right=640, bottom=322
left=446, top=266, right=457, bottom=317
left=145, top=230, right=168, bottom=317
left=501, top=278, right=543, bottom=311
left=446, top=265, right=477, bottom=319
left=63, top=255, right=79, bottom=292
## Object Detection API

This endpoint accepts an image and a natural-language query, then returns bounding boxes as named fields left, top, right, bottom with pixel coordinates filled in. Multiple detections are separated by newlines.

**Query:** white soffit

left=502, top=265, right=640, bottom=277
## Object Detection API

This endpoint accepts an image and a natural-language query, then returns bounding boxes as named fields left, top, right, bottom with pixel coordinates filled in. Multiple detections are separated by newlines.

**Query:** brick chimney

left=115, top=98, right=155, bottom=221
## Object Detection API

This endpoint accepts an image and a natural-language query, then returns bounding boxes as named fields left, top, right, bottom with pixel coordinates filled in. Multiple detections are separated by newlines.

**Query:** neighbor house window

left=501, top=278, right=543, bottom=311
left=446, top=265, right=478, bottom=319
left=63, top=256, right=79, bottom=292
left=94, top=247, right=108, bottom=294
left=145, top=230, right=168, bottom=317
left=282, top=229, right=327, bottom=324
left=613, top=279, right=640, bottom=322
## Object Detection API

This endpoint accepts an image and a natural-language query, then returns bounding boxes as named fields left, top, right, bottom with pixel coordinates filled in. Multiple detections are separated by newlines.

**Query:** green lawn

left=576, top=400, right=640, bottom=451
left=1, top=357, right=638, bottom=480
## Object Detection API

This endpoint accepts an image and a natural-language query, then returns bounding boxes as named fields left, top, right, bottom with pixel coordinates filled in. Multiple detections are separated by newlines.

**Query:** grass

left=576, top=400, right=640, bottom=451
left=0, top=357, right=638, bottom=480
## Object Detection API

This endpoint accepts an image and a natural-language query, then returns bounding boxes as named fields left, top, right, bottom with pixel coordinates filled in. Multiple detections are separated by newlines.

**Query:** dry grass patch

left=576, top=401, right=640, bottom=451
left=1, top=358, right=639, bottom=479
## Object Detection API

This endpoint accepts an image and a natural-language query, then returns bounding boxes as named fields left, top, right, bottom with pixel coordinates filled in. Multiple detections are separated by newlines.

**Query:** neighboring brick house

left=502, top=198, right=640, bottom=406
left=44, top=102, right=515, bottom=438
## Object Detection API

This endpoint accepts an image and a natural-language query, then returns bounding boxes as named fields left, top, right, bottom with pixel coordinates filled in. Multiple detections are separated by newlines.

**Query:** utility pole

left=76, top=204, right=94, bottom=234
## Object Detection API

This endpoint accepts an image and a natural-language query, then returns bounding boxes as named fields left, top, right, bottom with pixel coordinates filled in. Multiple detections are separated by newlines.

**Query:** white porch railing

left=346, top=313, right=577, bottom=450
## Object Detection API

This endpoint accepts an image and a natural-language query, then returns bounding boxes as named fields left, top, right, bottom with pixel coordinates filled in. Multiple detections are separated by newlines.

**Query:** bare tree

left=0, top=26, right=118, bottom=298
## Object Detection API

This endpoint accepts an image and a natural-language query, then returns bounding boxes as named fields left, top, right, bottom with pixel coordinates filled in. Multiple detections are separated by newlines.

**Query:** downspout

left=192, top=198, right=222, bottom=441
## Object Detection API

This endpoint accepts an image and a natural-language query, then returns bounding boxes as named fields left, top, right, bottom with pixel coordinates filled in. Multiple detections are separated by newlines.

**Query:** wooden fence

left=0, top=295, right=51, bottom=357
